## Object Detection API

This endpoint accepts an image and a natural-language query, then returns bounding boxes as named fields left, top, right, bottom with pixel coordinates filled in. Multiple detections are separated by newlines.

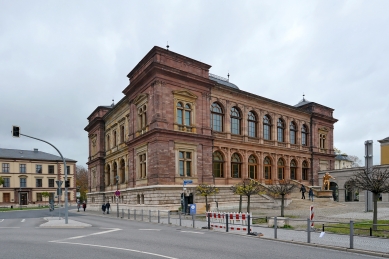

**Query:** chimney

left=34, top=148, right=38, bottom=152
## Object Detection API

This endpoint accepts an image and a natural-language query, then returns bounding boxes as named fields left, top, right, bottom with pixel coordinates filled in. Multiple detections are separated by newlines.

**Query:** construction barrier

left=310, top=205, right=314, bottom=227
left=206, top=212, right=252, bottom=232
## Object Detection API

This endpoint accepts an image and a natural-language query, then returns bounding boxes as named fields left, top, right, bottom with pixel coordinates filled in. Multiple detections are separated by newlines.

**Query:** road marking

left=21, top=219, right=25, bottom=222
left=0, top=219, right=4, bottom=222
left=139, top=229, right=161, bottom=231
left=50, top=228, right=121, bottom=242
left=180, top=231, right=204, bottom=234
left=0, top=227, right=20, bottom=229
left=49, top=241, right=178, bottom=259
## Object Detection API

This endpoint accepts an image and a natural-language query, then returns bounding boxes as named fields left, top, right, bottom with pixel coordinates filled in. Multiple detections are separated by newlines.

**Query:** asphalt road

left=0, top=209, right=383, bottom=259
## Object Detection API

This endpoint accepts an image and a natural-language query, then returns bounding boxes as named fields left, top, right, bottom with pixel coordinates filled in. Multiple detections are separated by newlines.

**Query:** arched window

left=113, top=162, right=118, bottom=183
left=120, top=125, right=125, bottom=143
left=211, top=103, right=223, bottom=132
left=248, top=111, right=257, bottom=138
left=138, top=105, right=147, bottom=131
left=113, top=131, right=117, bottom=146
left=290, top=160, right=297, bottom=180
left=302, top=161, right=309, bottom=180
left=120, top=159, right=125, bottom=183
left=248, top=155, right=257, bottom=179
left=105, top=164, right=111, bottom=186
left=106, top=135, right=110, bottom=150
left=231, top=153, right=241, bottom=178
left=231, top=107, right=241, bottom=135
left=263, top=115, right=271, bottom=140
left=277, top=158, right=285, bottom=180
left=264, top=156, right=272, bottom=179
left=213, top=152, right=224, bottom=178
left=177, top=102, right=192, bottom=126
left=302, top=124, right=308, bottom=146
left=290, top=122, right=297, bottom=144
left=277, top=118, right=285, bottom=142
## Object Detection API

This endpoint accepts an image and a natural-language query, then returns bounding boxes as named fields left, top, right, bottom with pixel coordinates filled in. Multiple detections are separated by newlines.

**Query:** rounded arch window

left=290, top=121, right=297, bottom=144
left=211, top=102, right=224, bottom=132
left=290, top=159, right=297, bottom=180
left=302, top=124, right=308, bottom=146
left=213, top=151, right=224, bottom=178
left=248, top=111, right=257, bottom=138
left=231, top=107, right=241, bottom=135
left=263, top=115, right=272, bottom=140
left=263, top=156, right=272, bottom=179
left=302, top=160, right=309, bottom=180
left=248, top=155, right=257, bottom=179
left=277, top=158, right=285, bottom=180
left=277, top=118, right=285, bottom=142
left=231, top=153, right=241, bottom=178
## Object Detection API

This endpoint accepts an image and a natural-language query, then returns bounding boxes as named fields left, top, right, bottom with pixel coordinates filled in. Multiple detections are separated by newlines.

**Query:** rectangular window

left=20, top=164, right=26, bottom=173
left=264, top=166, right=271, bottom=179
left=212, top=114, right=222, bottom=132
left=48, top=165, right=55, bottom=174
left=20, top=178, right=26, bottom=188
left=290, top=131, right=296, bottom=144
left=177, top=109, right=183, bottom=125
left=37, top=193, right=42, bottom=202
left=302, top=168, right=308, bottom=180
left=2, top=163, right=10, bottom=173
left=264, top=125, right=270, bottom=140
left=231, top=163, right=240, bottom=178
left=139, top=154, right=147, bottom=179
left=231, top=118, right=240, bottom=135
left=277, top=128, right=284, bottom=142
left=36, top=165, right=42, bottom=173
left=48, top=179, right=55, bottom=187
left=185, top=111, right=191, bottom=126
left=36, top=179, right=42, bottom=187
left=249, top=165, right=256, bottom=179
left=290, top=168, right=296, bottom=180
left=213, top=162, right=223, bottom=178
left=3, top=178, right=10, bottom=187
left=66, top=166, right=70, bottom=174
left=178, top=151, right=192, bottom=176
left=248, top=121, right=256, bottom=138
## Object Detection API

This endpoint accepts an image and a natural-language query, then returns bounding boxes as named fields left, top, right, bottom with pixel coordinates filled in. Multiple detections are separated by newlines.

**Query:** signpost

left=182, top=180, right=193, bottom=213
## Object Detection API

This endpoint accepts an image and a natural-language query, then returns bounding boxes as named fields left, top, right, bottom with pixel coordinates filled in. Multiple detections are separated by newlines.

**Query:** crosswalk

left=0, top=218, right=29, bottom=228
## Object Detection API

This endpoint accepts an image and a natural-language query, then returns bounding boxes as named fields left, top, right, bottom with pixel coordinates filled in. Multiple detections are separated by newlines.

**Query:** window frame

left=212, top=151, right=224, bottom=178
left=48, top=179, right=55, bottom=188
left=277, top=118, right=285, bottom=142
left=36, top=165, right=42, bottom=174
left=248, top=111, right=257, bottom=138
left=248, top=155, right=257, bottom=179
left=263, top=115, right=272, bottom=140
left=211, top=102, right=224, bottom=132
left=20, top=164, right=26, bottom=173
left=302, top=124, right=308, bottom=146
left=277, top=158, right=285, bottom=180
left=230, top=107, right=241, bottom=135
left=264, top=157, right=272, bottom=179
left=2, top=163, right=10, bottom=173
left=48, top=165, right=55, bottom=174
left=3, top=178, right=10, bottom=187
left=290, top=160, right=297, bottom=180
left=36, top=178, right=42, bottom=187
left=178, top=151, right=192, bottom=177
left=20, top=178, right=27, bottom=188
left=302, top=161, right=309, bottom=180
left=290, top=122, right=297, bottom=144
left=231, top=153, right=242, bottom=178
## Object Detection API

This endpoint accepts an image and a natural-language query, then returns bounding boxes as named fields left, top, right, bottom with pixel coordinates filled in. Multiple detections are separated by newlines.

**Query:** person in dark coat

left=82, top=202, right=87, bottom=211
left=308, top=188, right=314, bottom=202
left=105, top=202, right=111, bottom=214
left=102, top=203, right=106, bottom=214
left=300, top=184, right=306, bottom=199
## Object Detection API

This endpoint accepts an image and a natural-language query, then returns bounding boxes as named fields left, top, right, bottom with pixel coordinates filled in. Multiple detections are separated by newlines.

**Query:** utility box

left=189, top=204, right=196, bottom=215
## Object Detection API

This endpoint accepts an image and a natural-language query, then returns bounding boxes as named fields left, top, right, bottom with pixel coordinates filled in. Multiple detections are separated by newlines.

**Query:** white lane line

left=50, top=228, right=122, bottom=242
left=50, top=241, right=178, bottom=259
left=139, top=229, right=161, bottom=231
left=0, top=227, right=20, bottom=229
left=21, top=219, right=25, bottom=222
left=180, top=231, right=204, bottom=234
left=0, top=219, right=4, bottom=222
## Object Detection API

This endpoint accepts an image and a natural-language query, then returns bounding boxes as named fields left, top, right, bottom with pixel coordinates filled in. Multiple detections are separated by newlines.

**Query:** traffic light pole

left=17, top=133, right=69, bottom=224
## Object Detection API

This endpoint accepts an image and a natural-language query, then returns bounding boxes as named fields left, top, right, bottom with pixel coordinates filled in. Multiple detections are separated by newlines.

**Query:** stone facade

left=85, top=46, right=338, bottom=211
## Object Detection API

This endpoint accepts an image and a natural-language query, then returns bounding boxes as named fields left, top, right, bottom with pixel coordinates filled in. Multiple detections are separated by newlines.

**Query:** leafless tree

left=348, top=155, right=362, bottom=167
left=231, top=179, right=262, bottom=213
left=347, top=167, right=389, bottom=230
left=261, top=180, right=297, bottom=217
left=76, top=165, right=89, bottom=202
left=195, top=184, right=219, bottom=211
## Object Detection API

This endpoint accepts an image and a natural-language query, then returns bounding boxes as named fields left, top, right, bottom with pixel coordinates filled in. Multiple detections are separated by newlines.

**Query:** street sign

left=183, top=180, right=193, bottom=185
left=56, top=180, right=63, bottom=187
left=76, top=192, right=81, bottom=198
left=115, top=190, right=120, bottom=196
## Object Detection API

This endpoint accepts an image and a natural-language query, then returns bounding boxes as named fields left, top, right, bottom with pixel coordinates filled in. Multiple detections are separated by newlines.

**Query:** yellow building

left=0, top=148, right=76, bottom=205
left=378, top=137, right=389, bottom=165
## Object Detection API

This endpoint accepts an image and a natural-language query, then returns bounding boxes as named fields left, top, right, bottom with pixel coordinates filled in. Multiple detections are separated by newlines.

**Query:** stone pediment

left=172, top=90, right=198, bottom=100
left=132, top=93, right=149, bottom=106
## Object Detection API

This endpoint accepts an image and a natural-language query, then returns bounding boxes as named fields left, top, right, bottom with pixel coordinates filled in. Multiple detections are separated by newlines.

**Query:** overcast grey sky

left=1, top=1, right=388, bottom=167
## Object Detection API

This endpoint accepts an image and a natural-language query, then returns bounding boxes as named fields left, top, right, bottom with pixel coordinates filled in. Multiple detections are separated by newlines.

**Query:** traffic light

left=12, top=126, right=20, bottom=137
left=65, top=180, right=70, bottom=188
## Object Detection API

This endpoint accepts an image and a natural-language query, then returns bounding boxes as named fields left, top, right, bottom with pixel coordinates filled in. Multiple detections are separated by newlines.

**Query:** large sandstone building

left=85, top=46, right=337, bottom=210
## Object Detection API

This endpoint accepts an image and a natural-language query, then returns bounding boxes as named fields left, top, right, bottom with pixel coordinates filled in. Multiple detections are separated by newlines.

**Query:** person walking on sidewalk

left=102, top=203, right=106, bottom=214
left=82, top=202, right=87, bottom=212
left=300, top=184, right=306, bottom=199
left=105, top=201, right=111, bottom=214
left=308, top=188, right=314, bottom=202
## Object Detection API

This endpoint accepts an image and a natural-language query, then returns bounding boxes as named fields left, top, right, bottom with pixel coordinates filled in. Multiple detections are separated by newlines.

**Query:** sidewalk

left=78, top=208, right=389, bottom=256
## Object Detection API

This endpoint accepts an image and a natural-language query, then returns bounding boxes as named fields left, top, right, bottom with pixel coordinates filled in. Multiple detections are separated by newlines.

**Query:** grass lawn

left=324, top=220, right=389, bottom=238
left=0, top=205, right=51, bottom=212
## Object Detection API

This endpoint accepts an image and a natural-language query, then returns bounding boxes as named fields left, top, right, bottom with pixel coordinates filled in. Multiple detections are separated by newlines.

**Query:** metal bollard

left=179, top=212, right=182, bottom=226
left=149, top=210, right=151, bottom=222
left=158, top=210, right=160, bottom=223
left=274, top=217, right=277, bottom=239
left=247, top=214, right=251, bottom=235
left=370, top=227, right=372, bottom=236
left=128, top=209, right=130, bottom=219
left=192, top=214, right=195, bottom=228
left=307, top=218, right=311, bottom=243
left=141, top=209, right=144, bottom=221
left=350, top=220, right=354, bottom=249
left=322, top=224, right=325, bottom=232
left=168, top=211, right=171, bottom=224
left=134, top=209, right=137, bottom=221
left=122, top=209, right=124, bottom=218
left=207, top=213, right=211, bottom=230
left=226, top=213, right=229, bottom=232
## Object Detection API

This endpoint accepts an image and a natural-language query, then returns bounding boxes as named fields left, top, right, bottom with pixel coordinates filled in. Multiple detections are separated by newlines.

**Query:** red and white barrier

left=206, top=211, right=253, bottom=226
left=310, top=205, right=314, bottom=227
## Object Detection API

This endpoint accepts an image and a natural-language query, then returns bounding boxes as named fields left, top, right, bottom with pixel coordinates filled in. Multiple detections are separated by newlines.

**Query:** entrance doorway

left=20, top=193, right=28, bottom=205
left=3, top=193, right=10, bottom=203
left=181, top=193, right=193, bottom=214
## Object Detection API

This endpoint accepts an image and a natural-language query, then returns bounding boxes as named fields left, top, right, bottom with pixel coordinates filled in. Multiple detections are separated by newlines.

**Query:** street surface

left=0, top=208, right=384, bottom=259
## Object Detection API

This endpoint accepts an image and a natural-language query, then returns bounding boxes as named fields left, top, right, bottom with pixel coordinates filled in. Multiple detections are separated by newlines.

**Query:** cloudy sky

left=1, top=1, right=388, bottom=167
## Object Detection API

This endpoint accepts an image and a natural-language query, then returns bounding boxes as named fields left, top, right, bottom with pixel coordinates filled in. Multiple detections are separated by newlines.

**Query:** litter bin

left=11, top=205, right=13, bottom=209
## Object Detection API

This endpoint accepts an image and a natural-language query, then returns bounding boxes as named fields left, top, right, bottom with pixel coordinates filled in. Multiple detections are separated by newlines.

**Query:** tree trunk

left=373, top=192, right=379, bottom=231
left=239, top=195, right=242, bottom=213
left=247, top=195, right=251, bottom=213
left=205, top=195, right=208, bottom=211
left=281, top=194, right=285, bottom=217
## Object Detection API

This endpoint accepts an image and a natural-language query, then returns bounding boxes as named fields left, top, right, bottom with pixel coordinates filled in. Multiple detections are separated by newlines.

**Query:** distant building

left=0, top=148, right=77, bottom=205
left=378, top=137, right=389, bottom=165
left=334, top=154, right=353, bottom=169
left=85, top=46, right=338, bottom=210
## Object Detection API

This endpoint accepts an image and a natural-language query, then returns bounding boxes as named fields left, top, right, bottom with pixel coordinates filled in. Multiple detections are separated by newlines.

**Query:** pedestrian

left=308, top=188, right=314, bottom=202
left=77, top=202, right=80, bottom=212
left=105, top=201, right=111, bottom=214
left=300, top=184, right=306, bottom=199
left=102, top=203, right=106, bottom=214
left=82, top=202, right=86, bottom=212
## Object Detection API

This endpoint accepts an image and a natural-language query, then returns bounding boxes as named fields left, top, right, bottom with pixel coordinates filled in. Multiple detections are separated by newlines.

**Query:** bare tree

left=195, top=184, right=219, bottom=211
left=348, top=167, right=389, bottom=230
left=261, top=180, right=297, bottom=217
left=348, top=155, right=362, bottom=167
left=76, top=165, right=89, bottom=202
left=231, top=179, right=262, bottom=213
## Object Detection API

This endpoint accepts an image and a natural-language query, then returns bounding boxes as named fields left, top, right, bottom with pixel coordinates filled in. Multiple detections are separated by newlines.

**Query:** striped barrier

left=310, top=205, right=314, bottom=227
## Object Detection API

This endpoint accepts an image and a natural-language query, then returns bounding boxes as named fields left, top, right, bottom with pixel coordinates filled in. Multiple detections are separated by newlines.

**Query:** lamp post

left=115, top=175, right=119, bottom=218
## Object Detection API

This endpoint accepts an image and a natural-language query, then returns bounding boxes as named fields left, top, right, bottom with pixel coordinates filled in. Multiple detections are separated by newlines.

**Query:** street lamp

left=115, top=175, right=119, bottom=218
